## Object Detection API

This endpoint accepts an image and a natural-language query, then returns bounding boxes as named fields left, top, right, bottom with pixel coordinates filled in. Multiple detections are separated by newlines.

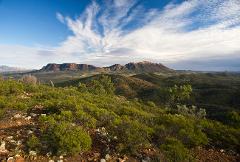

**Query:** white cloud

left=56, top=12, right=65, bottom=24
left=0, top=0, right=240, bottom=70
left=54, top=0, right=240, bottom=68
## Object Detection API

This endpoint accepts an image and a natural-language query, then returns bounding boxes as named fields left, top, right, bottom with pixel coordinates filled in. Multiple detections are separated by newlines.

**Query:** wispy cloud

left=0, top=0, right=240, bottom=70
left=54, top=0, right=240, bottom=68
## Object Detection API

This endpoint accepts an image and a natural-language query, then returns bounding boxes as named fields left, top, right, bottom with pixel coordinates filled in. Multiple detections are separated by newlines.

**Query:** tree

left=88, top=75, right=115, bottom=95
left=169, top=85, right=192, bottom=104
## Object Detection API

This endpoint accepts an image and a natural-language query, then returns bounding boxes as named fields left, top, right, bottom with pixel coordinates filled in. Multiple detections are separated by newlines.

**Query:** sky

left=0, top=0, right=240, bottom=71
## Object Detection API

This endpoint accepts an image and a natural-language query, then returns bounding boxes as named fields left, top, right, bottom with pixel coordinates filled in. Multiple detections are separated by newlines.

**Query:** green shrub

left=201, top=120, right=240, bottom=152
left=27, top=135, right=41, bottom=151
left=160, top=138, right=194, bottom=162
left=75, top=110, right=96, bottom=128
left=87, top=75, right=115, bottom=95
left=43, top=122, right=92, bottom=155
left=110, top=117, right=153, bottom=154
left=154, top=114, right=208, bottom=148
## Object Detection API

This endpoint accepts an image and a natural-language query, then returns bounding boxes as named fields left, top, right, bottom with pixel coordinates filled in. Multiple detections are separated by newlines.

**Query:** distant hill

left=0, top=65, right=28, bottom=73
left=56, top=74, right=157, bottom=99
left=40, top=61, right=173, bottom=73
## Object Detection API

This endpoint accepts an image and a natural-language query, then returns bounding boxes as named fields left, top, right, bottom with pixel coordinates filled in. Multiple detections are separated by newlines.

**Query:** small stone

left=47, top=152, right=52, bottom=157
left=14, top=114, right=22, bottom=119
left=25, top=116, right=31, bottom=120
left=10, top=139, right=16, bottom=144
left=7, top=136, right=13, bottom=140
left=30, top=113, right=37, bottom=117
left=105, top=154, right=111, bottom=160
left=17, top=140, right=22, bottom=145
left=0, top=141, right=9, bottom=154
left=57, top=160, right=63, bottom=162
left=7, top=157, right=14, bottom=162
left=49, top=160, right=54, bottom=162
left=100, top=159, right=106, bottom=162
left=29, top=150, right=37, bottom=156
left=27, top=130, right=33, bottom=134
left=59, top=155, right=64, bottom=159
left=0, top=141, right=6, bottom=150
left=41, top=114, right=46, bottom=116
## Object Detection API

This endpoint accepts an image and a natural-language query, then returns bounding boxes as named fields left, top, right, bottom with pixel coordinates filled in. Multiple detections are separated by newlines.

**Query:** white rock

left=17, top=140, right=22, bottom=145
left=29, top=150, right=37, bottom=156
left=27, top=130, right=33, bottom=134
left=7, top=136, right=13, bottom=140
left=57, top=160, right=63, bottom=162
left=30, top=113, right=37, bottom=117
left=47, top=152, right=52, bottom=157
left=7, top=157, right=14, bottom=162
left=15, top=154, right=21, bottom=157
left=0, top=141, right=6, bottom=151
left=41, top=114, right=46, bottom=116
left=49, top=160, right=54, bottom=162
left=100, top=159, right=106, bottom=162
left=105, top=154, right=111, bottom=160
left=59, top=155, right=64, bottom=159
left=10, top=139, right=16, bottom=143
left=25, top=116, right=31, bottom=120
left=14, top=114, right=22, bottom=119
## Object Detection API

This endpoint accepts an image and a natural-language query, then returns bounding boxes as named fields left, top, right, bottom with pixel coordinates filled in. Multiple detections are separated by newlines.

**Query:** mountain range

left=40, top=61, right=173, bottom=73
left=0, top=65, right=28, bottom=73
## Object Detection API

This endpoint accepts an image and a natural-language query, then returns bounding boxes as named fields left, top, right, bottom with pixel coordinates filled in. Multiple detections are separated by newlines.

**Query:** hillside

left=56, top=74, right=157, bottom=99
left=56, top=72, right=240, bottom=124
left=0, top=77, right=239, bottom=161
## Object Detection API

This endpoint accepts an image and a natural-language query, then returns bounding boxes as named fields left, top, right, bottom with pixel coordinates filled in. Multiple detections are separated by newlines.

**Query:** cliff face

left=40, top=62, right=173, bottom=73
left=41, top=63, right=101, bottom=72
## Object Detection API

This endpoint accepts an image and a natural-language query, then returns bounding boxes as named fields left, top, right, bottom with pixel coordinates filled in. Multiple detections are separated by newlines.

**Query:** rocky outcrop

left=40, top=62, right=173, bottom=73
left=40, top=63, right=102, bottom=72
left=124, top=61, right=172, bottom=73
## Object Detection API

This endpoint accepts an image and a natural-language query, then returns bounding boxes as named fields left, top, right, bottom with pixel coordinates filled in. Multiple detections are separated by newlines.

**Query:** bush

left=43, top=122, right=92, bottom=155
left=27, top=135, right=41, bottom=152
left=88, top=75, right=115, bottom=95
left=154, top=114, right=208, bottom=148
left=21, top=75, right=38, bottom=85
left=39, top=115, right=92, bottom=155
left=75, top=110, right=97, bottom=128
left=169, top=84, right=192, bottom=105
left=110, top=117, right=153, bottom=154
left=201, top=120, right=240, bottom=152
left=160, top=138, right=194, bottom=162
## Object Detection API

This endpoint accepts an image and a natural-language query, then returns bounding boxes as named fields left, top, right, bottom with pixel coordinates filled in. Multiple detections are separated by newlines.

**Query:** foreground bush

left=38, top=116, right=92, bottom=155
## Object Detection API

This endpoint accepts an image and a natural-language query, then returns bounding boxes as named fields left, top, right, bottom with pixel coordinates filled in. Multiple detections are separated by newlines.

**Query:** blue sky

left=0, top=0, right=240, bottom=71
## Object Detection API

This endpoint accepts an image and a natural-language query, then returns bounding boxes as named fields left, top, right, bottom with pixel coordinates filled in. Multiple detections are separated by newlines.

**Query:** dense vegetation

left=0, top=74, right=239, bottom=161
left=57, top=73, right=240, bottom=124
